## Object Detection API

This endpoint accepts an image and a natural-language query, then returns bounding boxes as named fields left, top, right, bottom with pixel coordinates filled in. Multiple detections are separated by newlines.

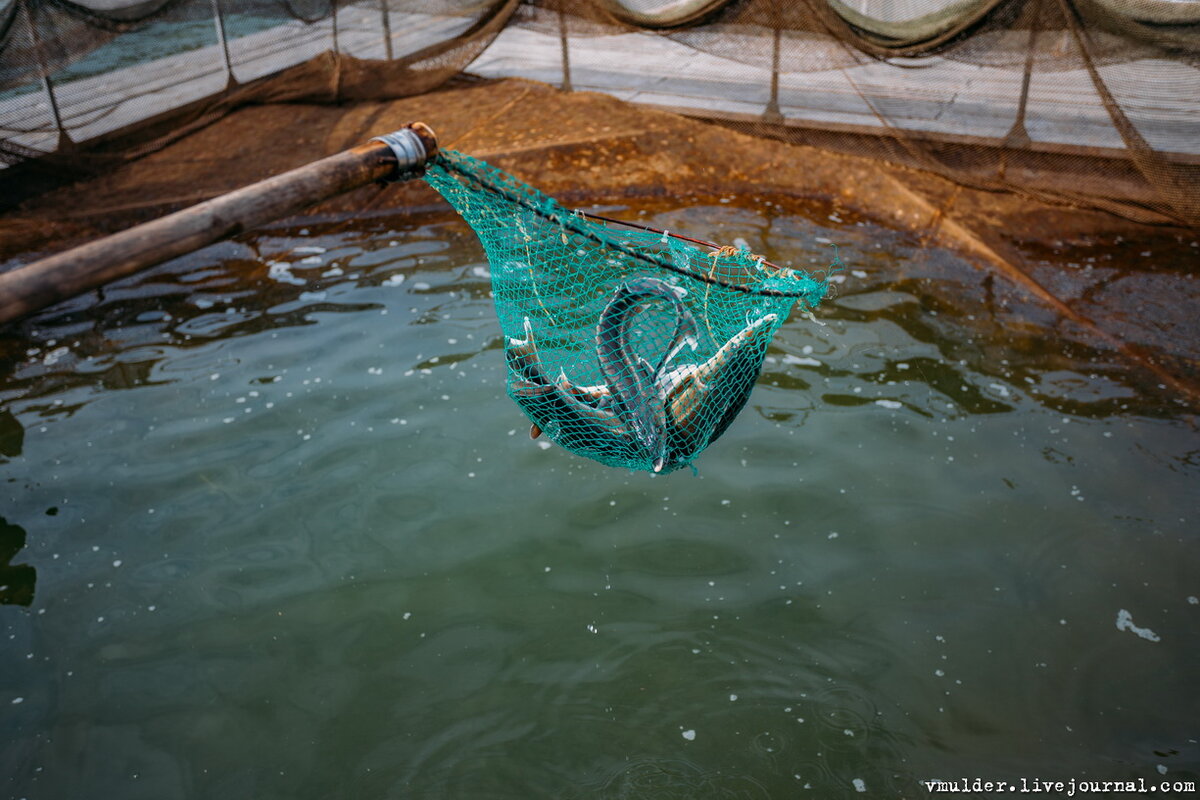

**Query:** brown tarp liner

left=1, top=73, right=1197, bottom=405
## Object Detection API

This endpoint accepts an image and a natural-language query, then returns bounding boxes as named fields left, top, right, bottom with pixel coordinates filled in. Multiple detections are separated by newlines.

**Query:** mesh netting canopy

left=424, top=150, right=832, bottom=473
left=2, top=0, right=1197, bottom=226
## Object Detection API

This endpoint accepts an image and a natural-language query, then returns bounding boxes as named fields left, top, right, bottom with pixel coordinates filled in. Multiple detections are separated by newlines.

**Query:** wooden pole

left=0, top=124, right=438, bottom=326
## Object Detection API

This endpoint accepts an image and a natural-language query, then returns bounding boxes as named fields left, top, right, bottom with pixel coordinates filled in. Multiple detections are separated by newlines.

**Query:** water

left=2, top=199, right=1198, bottom=798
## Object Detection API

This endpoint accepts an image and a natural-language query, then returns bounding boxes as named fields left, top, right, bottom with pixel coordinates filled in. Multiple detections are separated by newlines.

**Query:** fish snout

left=648, top=430, right=672, bottom=473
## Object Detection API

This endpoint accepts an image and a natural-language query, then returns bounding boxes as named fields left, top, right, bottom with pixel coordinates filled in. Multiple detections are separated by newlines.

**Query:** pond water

left=1, top=197, right=1198, bottom=799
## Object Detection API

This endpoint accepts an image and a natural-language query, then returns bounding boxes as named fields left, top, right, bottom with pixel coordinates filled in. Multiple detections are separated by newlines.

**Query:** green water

left=1, top=200, right=1198, bottom=798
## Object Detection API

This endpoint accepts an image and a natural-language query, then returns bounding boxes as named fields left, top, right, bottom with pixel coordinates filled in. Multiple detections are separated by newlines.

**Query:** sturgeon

left=506, top=277, right=776, bottom=472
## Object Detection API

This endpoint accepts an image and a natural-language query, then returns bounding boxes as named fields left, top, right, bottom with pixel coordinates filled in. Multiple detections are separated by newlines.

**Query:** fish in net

left=423, top=149, right=836, bottom=474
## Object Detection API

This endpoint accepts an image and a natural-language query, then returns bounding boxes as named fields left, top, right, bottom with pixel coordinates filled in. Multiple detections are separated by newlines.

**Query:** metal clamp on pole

left=372, top=122, right=439, bottom=181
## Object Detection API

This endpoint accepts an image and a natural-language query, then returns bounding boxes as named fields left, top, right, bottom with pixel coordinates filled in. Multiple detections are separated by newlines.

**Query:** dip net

left=423, top=149, right=833, bottom=473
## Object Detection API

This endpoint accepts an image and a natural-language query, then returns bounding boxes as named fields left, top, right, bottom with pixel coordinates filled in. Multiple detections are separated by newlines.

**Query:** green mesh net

left=423, top=149, right=835, bottom=474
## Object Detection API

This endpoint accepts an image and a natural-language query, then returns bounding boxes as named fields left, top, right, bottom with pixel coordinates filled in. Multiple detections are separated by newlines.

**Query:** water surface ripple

left=1, top=202, right=1197, bottom=798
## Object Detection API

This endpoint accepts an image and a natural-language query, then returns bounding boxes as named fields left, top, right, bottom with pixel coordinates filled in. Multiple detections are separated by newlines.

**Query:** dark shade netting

left=1, top=0, right=1197, bottom=225
left=0, top=0, right=519, bottom=169
left=423, top=149, right=832, bottom=472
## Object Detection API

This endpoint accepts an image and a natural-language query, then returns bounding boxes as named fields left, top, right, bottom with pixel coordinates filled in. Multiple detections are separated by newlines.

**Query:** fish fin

left=509, top=317, right=538, bottom=348
left=636, top=356, right=657, bottom=384
left=568, top=383, right=611, bottom=406
left=510, top=378, right=554, bottom=398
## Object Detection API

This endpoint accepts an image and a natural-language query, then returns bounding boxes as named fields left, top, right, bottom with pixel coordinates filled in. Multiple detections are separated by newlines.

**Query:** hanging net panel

left=2, top=0, right=1197, bottom=227
left=423, top=149, right=832, bottom=473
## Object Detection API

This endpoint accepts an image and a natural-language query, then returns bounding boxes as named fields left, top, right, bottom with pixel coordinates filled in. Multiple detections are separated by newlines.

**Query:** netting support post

left=211, top=0, right=236, bottom=90
left=763, top=0, right=783, bottom=124
left=331, top=0, right=340, bottom=54
left=22, top=0, right=72, bottom=151
left=558, top=6, right=572, bottom=92
left=379, top=0, right=394, bottom=59
left=998, top=16, right=1038, bottom=179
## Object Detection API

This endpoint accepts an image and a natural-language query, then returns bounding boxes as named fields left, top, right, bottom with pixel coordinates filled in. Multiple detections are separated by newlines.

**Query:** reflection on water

left=0, top=409, right=22, bottom=458
left=0, top=516, right=35, bottom=606
left=0, top=199, right=1197, bottom=798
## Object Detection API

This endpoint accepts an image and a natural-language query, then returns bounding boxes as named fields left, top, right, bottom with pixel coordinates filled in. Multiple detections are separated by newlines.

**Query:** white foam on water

left=875, top=399, right=903, bottom=409
left=43, top=346, right=69, bottom=366
left=851, top=269, right=867, bottom=278
left=1115, top=609, right=1160, bottom=642
left=382, top=274, right=405, bottom=287
left=298, top=291, right=326, bottom=302
left=1188, top=596, right=1198, bottom=605
left=293, top=246, right=325, bottom=255
left=267, top=262, right=305, bottom=286
left=681, top=729, right=696, bottom=741
left=298, top=255, right=323, bottom=266
left=729, top=694, right=738, bottom=702
left=413, top=282, right=431, bottom=291
left=852, top=778, right=866, bottom=792
left=782, top=355, right=821, bottom=367
left=471, top=266, right=491, bottom=279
